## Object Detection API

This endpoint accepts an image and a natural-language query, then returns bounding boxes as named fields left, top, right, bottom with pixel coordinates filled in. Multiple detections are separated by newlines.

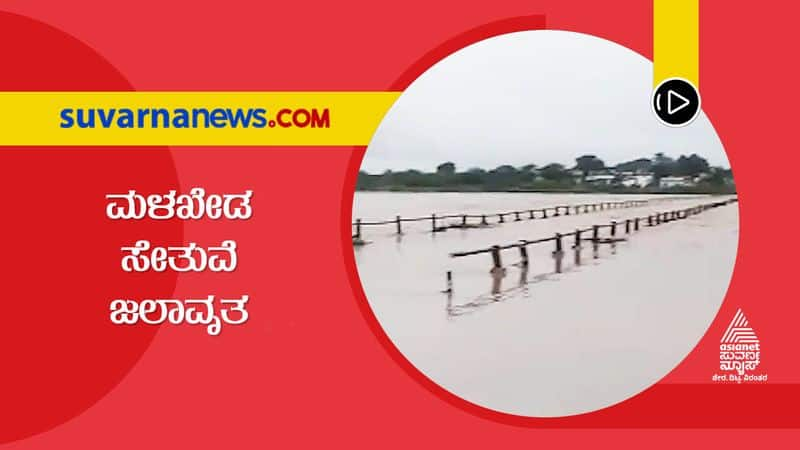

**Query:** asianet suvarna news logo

left=58, top=107, right=330, bottom=129
left=712, top=308, right=767, bottom=383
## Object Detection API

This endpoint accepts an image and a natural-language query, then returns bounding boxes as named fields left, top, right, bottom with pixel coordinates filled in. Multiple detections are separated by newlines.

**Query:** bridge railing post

left=490, top=245, right=503, bottom=273
left=553, top=233, right=564, bottom=273
left=519, top=241, right=529, bottom=268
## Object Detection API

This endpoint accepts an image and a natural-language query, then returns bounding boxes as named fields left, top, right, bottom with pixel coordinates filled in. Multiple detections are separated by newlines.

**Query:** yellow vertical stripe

left=653, top=0, right=699, bottom=87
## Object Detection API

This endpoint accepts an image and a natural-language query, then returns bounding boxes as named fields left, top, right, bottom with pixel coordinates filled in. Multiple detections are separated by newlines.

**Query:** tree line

left=357, top=153, right=735, bottom=194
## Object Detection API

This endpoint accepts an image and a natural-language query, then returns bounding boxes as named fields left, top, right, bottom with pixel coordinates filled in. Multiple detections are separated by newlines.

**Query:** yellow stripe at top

left=653, top=0, right=699, bottom=88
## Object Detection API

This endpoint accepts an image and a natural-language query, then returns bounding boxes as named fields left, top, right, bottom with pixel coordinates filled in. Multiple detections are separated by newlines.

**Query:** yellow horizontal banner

left=0, top=92, right=401, bottom=146
left=653, top=0, right=699, bottom=87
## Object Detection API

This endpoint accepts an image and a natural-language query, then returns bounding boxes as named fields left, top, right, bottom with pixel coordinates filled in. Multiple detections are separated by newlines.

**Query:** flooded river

left=352, top=192, right=739, bottom=417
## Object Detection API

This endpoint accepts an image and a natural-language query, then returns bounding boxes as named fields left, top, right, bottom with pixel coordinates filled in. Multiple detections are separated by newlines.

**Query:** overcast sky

left=363, top=30, right=728, bottom=173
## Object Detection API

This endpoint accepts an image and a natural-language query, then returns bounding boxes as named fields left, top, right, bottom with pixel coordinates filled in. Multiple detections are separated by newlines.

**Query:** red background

left=1, top=0, right=798, bottom=447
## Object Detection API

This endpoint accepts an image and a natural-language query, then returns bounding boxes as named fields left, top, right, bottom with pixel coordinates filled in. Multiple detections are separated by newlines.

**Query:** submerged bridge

left=351, top=195, right=705, bottom=243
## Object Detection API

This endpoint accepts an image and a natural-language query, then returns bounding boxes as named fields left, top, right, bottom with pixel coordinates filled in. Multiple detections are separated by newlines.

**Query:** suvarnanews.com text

left=58, top=107, right=330, bottom=129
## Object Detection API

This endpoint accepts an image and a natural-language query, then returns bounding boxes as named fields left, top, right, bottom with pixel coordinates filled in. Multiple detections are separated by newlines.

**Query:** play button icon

left=667, top=90, right=690, bottom=114
left=652, top=78, right=701, bottom=127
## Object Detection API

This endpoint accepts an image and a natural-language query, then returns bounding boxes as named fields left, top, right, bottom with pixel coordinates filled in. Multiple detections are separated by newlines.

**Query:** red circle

left=0, top=12, right=182, bottom=443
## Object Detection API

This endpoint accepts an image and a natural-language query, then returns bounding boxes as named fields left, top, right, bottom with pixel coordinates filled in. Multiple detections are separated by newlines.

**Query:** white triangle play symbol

left=667, top=90, right=690, bottom=115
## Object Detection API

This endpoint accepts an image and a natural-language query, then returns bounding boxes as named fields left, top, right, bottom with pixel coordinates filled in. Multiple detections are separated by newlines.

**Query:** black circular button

left=652, top=78, right=701, bottom=127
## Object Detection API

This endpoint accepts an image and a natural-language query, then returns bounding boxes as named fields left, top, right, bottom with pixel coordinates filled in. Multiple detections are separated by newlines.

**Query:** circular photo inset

left=352, top=30, right=738, bottom=417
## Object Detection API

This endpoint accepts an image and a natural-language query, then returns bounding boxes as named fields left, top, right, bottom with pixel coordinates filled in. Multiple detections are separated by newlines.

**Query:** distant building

left=584, top=174, right=615, bottom=185
left=659, top=176, right=693, bottom=189
left=621, top=174, right=653, bottom=188
left=693, top=172, right=712, bottom=184
left=622, top=173, right=653, bottom=188
left=569, top=168, right=584, bottom=179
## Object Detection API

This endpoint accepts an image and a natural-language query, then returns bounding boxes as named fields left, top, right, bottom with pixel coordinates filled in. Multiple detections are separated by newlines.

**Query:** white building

left=621, top=174, right=654, bottom=188
left=584, top=174, right=615, bottom=185
left=659, top=176, right=693, bottom=189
